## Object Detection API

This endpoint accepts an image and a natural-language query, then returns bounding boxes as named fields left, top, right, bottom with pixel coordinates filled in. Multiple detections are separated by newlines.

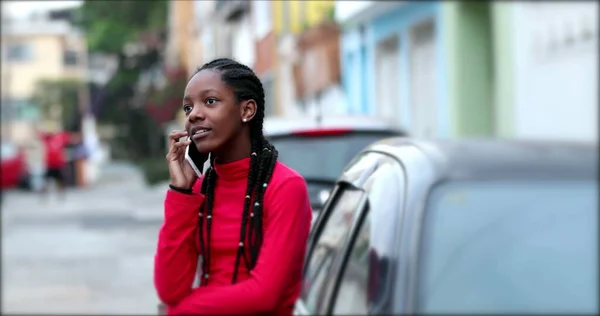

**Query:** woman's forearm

left=154, top=187, right=205, bottom=305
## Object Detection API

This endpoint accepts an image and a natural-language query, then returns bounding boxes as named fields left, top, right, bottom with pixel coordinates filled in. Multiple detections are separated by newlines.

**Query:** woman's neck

left=214, top=131, right=252, bottom=164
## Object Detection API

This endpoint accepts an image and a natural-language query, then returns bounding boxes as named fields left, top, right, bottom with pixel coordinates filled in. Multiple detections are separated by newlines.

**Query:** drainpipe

left=315, top=89, right=323, bottom=126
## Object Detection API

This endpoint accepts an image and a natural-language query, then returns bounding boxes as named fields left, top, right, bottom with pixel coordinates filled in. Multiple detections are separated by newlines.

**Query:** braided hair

left=193, top=58, right=278, bottom=285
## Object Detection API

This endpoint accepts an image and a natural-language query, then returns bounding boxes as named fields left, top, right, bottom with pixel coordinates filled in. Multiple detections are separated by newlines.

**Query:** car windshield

left=418, top=179, right=597, bottom=314
left=269, top=132, right=398, bottom=182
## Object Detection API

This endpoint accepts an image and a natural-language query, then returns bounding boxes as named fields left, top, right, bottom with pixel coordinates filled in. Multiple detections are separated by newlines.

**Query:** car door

left=295, top=151, right=407, bottom=315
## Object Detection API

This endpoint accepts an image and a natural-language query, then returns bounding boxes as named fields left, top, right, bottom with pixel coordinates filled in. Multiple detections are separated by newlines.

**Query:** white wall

left=300, top=85, right=348, bottom=118
left=335, top=1, right=374, bottom=23
left=276, top=34, right=298, bottom=117
left=232, top=14, right=255, bottom=67
left=253, top=0, right=272, bottom=41
left=512, top=2, right=598, bottom=142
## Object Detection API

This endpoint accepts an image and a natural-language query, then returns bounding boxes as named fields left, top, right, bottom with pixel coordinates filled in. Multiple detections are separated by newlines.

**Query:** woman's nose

left=188, top=105, right=205, bottom=121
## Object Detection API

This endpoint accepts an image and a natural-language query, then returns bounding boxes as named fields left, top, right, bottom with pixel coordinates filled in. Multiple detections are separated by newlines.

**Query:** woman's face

left=183, top=70, right=244, bottom=154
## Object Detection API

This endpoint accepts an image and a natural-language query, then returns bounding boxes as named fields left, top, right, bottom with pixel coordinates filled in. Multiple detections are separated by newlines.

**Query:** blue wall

left=341, top=28, right=367, bottom=114
left=340, top=2, right=447, bottom=136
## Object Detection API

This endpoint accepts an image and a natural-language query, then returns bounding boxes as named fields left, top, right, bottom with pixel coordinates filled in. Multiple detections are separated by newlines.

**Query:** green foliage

left=139, top=157, right=171, bottom=185
left=325, top=6, right=336, bottom=22
left=86, top=22, right=134, bottom=54
left=147, top=69, right=188, bottom=106
left=75, top=0, right=168, bottom=54
left=301, top=21, right=310, bottom=33
left=30, top=78, right=85, bottom=130
left=75, top=0, right=172, bottom=161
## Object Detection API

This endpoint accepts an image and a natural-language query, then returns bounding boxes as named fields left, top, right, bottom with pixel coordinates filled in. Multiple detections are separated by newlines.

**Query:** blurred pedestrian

left=72, top=132, right=89, bottom=187
left=154, top=58, right=312, bottom=315
left=38, top=128, right=71, bottom=201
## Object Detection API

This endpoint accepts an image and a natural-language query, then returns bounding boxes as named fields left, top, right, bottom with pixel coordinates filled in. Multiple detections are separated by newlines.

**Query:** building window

left=0, top=99, right=40, bottom=122
left=4, top=43, right=34, bottom=62
left=63, top=50, right=78, bottom=66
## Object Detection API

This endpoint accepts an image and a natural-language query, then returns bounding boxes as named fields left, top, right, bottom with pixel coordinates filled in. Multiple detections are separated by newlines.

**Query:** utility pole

left=1, top=5, right=14, bottom=141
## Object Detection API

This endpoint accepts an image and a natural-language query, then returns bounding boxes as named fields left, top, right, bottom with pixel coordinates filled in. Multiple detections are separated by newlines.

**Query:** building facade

left=165, top=0, right=197, bottom=76
left=1, top=8, right=108, bottom=187
left=273, top=0, right=342, bottom=118
left=508, top=2, right=597, bottom=142
left=252, top=0, right=277, bottom=117
left=1, top=16, right=88, bottom=144
left=337, top=1, right=445, bottom=137
left=338, top=1, right=598, bottom=141
left=441, top=1, right=498, bottom=138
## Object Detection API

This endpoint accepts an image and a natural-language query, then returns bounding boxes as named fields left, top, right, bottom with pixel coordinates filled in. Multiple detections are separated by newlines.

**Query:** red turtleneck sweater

left=154, top=157, right=312, bottom=315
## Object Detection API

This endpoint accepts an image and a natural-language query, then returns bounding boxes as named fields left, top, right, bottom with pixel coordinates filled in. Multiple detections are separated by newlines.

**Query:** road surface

left=2, top=163, right=167, bottom=314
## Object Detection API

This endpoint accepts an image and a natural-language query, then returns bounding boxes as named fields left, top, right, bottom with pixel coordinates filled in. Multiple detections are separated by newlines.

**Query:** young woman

left=154, top=58, right=312, bottom=315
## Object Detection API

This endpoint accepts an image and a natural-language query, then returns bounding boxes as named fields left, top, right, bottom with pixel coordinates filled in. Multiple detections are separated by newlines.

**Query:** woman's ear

left=240, top=99, right=257, bottom=122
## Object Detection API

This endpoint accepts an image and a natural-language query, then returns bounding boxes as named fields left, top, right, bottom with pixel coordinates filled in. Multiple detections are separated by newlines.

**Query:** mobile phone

left=185, top=136, right=204, bottom=178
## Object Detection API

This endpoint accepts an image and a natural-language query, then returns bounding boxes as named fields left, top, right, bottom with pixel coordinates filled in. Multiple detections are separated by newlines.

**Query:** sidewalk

left=2, top=162, right=168, bottom=223
left=2, top=162, right=163, bottom=315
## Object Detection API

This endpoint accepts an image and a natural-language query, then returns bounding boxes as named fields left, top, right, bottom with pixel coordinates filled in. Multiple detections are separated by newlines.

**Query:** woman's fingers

left=173, top=140, right=192, bottom=150
left=167, top=131, right=190, bottom=160
left=167, top=140, right=192, bottom=162
left=168, top=130, right=188, bottom=147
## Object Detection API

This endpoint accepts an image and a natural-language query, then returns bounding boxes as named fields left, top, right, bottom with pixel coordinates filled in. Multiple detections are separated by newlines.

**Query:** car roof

left=367, top=138, right=598, bottom=180
left=263, top=116, right=405, bottom=137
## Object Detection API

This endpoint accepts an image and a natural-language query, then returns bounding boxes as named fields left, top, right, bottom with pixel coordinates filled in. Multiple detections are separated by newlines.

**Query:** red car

left=1, top=142, right=31, bottom=190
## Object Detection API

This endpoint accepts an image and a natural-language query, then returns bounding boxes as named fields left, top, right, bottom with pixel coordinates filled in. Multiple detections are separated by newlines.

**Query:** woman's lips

left=191, top=129, right=211, bottom=141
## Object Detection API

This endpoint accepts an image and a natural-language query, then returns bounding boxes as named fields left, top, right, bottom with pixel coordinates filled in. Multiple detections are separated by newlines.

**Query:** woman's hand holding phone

left=166, top=130, right=207, bottom=190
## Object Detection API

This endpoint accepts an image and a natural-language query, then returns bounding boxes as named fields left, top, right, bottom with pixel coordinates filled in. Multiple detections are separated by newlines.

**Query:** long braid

left=197, top=171, right=209, bottom=281
left=191, top=58, right=278, bottom=284
left=231, top=142, right=258, bottom=283
left=244, top=134, right=263, bottom=270
left=197, top=154, right=218, bottom=284
left=250, top=139, right=278, bottom=266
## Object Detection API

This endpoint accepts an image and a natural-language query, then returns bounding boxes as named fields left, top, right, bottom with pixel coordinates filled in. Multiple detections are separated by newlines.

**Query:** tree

left=74, top=0, right=168, bottom=54
left=30, top=78, right=85, bottom=131
left=73, top=0, right=170, bottom=160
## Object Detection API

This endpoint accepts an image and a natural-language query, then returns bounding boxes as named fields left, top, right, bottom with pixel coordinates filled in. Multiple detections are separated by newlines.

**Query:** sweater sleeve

left=154, top=179, right=205, bottom=305
left=167, top=176, right=312, bottom=315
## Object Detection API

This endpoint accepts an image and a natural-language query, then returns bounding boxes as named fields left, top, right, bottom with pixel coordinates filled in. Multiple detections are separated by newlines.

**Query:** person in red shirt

left=155, top=58, right=312, bottom=315
left=39, top=130, right=71, bottom=200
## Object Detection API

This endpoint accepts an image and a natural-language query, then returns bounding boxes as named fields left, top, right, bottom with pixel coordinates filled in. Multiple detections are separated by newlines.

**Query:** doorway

left=375, top=35, right=400, bottom=126
left=410, top=18, right=437, bottom=138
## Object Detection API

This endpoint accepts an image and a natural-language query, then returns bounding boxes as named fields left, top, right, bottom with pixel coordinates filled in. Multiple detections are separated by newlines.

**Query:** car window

left=270, top=132, right=397, bottom=181
left=300, top=187, right=366, bottom=314
left=418, top=179, right=597, bottom=314
left=332, top=211, right=371, bottom=314
left=332, top=158, right=406, bottom=314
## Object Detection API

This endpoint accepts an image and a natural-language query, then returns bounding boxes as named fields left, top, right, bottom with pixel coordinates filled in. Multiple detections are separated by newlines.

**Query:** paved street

left=2, top=163, right=167, bottom=314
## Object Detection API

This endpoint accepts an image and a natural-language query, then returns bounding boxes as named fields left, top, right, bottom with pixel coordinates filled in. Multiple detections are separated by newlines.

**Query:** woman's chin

left=193, top=141, right=214, bottom=154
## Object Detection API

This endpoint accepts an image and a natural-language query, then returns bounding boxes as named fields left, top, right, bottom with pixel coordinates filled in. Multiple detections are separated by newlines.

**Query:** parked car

left=264, top=116, right=406, bottom=222
left=0, top=141, right=31, bottom=190
left=296, top=139, right=597, bottom=315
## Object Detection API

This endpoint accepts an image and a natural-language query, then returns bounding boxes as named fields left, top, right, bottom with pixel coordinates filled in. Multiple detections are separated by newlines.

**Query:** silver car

left=296, top=138, right=597, bottom=315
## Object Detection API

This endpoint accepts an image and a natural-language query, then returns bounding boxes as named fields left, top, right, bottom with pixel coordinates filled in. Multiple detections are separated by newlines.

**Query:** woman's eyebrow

left=184, top=89, right=220, bottom=100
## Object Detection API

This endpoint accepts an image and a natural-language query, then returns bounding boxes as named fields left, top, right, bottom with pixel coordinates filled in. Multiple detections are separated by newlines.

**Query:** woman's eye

left=206, top=98, right=217, bottom=105
left=183, top=105, right=193, bottom=112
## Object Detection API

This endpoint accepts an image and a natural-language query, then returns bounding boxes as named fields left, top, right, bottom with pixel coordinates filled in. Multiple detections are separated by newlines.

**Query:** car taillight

left=292, top=128, right=352, bottom=137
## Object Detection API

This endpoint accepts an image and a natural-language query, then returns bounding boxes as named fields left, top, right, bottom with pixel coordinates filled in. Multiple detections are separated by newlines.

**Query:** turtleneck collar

left=213, top=157, right=251, bottom=180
